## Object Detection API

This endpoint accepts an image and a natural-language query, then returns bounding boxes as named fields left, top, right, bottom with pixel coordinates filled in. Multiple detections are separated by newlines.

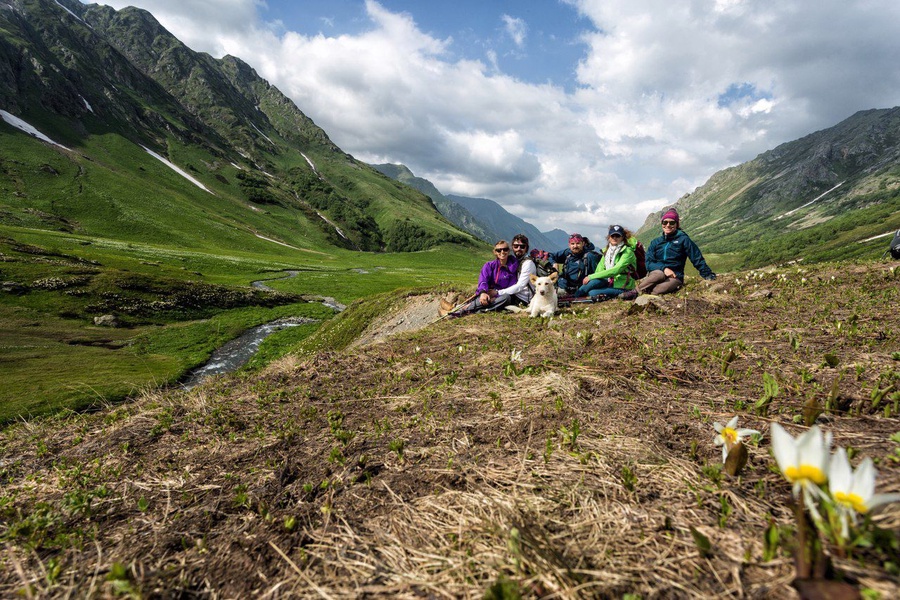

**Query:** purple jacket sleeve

left=476, top=260, right=495, bottom=294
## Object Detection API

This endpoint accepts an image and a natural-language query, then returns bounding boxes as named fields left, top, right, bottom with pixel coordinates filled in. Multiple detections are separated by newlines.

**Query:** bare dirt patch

left=350, top=291, right=445, bottom=347
left=2, top=262, right=900, bottom=598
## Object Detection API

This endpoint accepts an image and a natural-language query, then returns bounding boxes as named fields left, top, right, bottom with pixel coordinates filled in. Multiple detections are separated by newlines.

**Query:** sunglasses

left=512, top=243, right=527, bottom=249
left=610, top=233, right=623, bottom=239
left=494, top=247, right=510, bottom=253
left=661, top=220, right=677, bottom=226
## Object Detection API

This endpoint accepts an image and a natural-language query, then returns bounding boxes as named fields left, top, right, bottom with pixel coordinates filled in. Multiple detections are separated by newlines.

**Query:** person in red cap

left=549, top=233, right=600, bottom=296
left=622, top=207, right=715, bottom=298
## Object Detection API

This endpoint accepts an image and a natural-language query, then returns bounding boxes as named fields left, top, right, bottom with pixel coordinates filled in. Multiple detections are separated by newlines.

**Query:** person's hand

left=583, top=276, right=590, bottom=285
left=489, top=289, right=498, bottom=298
left=479, top=292, right=490, bottom=305
left=664, top=268, right=676, bottom=278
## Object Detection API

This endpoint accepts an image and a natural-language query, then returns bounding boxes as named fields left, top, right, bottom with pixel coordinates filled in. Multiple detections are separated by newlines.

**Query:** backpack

left=891, top=229, right=900, bottom=260
left=562, top=249, right=599, bottom=284
left=529, top=249, right=556, bottom=277
left=633, top=240, right=647, bottom=278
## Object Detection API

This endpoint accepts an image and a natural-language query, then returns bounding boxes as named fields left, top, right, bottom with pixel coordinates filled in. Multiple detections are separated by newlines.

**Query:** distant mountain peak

left=636, top=107, right=900, bottom=267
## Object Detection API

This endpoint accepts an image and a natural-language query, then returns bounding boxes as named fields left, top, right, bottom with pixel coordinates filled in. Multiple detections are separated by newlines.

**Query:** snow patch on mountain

left=141, top=146, right=214, bottom=194
left=0, top=110, right=70, bottom=150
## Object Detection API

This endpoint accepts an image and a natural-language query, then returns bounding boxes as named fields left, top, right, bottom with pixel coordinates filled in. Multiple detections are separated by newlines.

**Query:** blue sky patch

left=718, top=83, right=772, bottom=107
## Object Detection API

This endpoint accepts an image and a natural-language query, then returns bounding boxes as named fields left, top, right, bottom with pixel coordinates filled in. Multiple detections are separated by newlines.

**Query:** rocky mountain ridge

left=637, top=107, right=900, bottom=267
left=371, top=162, right=569, bottom=249
left=0, top=0, right=475, bottom=253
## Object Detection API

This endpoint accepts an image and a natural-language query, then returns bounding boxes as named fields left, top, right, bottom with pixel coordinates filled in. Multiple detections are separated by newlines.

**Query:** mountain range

left=636, top=107, right=900, bottom=268
left=370, top=163, right=569, bottom=250
left=0, top=0, right=478, bottom=254
left=446, top=194, right=570, bottom=251
left=2, top=0, right=899, bottom=270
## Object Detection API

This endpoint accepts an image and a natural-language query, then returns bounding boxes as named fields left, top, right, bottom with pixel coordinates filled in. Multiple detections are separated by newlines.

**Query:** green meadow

left=0, top=223, right=483, bottom=424
left=0, top=108, right=491, bottom=424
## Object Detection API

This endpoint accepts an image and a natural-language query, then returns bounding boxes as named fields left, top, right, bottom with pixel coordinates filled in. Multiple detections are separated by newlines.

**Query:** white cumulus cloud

left=86, top=0, right=900, bottom=236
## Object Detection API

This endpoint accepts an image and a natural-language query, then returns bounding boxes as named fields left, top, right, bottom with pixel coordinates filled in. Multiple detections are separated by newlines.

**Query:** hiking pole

left=439, top=294, right=477, bottom=320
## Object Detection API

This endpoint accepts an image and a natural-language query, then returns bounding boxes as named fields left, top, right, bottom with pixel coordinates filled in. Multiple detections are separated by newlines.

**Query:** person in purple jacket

left=449, top=240, right=519, bottom=317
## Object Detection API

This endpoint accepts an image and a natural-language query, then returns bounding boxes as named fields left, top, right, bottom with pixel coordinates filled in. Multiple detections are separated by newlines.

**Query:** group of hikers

left=444, top=207, right=717, bottom=317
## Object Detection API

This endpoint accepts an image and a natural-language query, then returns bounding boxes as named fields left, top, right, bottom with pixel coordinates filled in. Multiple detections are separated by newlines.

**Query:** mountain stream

left=181, top=271, right=346, bottom=388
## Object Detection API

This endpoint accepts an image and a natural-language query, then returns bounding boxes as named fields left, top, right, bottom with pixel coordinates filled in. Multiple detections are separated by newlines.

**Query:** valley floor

left=2, top=261, right=900, bottom=598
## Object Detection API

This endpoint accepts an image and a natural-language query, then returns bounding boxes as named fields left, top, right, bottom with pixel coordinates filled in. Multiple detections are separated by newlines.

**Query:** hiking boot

left=620, top=289, right=639, bottom=301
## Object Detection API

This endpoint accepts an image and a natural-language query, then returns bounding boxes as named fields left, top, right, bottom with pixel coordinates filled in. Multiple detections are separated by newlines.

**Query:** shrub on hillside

left=384, top=220, right=467, bottom=252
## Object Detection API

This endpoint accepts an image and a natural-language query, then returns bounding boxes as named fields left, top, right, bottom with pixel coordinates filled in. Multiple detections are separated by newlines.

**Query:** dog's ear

left=549, top=271, right=559, bottom=283
left=530, top=274, right=538, bottom=284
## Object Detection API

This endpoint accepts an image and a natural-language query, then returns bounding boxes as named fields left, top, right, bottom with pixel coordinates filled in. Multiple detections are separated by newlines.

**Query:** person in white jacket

left=499, top=233, right=537, bottom=306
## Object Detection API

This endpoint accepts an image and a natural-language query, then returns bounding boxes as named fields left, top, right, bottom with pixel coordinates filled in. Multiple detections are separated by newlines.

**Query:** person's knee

left=656, top=280, right=683, bottom=295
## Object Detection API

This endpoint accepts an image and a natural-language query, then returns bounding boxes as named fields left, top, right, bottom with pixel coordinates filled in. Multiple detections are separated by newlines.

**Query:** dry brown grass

left=2, top=261, right=900, bottom=598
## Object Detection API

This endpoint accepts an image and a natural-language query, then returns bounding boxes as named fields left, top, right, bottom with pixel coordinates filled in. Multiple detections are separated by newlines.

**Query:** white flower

left=713, top=416, right=760, bottom=463
left=510, top=348, right=522, bottom=363
left=458, top=345, right=464, bottom=353
left=424, top=357, right=433, bottom=365
left=771, top=423, right=831, bottom=499
left=829, top=448, right=900, bottom=537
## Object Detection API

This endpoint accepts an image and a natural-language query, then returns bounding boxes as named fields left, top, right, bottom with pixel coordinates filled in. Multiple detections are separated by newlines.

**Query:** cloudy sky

left=87, top=0, right=900, bottom=234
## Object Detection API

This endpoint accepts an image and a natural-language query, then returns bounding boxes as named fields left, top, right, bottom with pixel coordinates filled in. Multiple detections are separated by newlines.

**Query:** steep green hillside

left=0, top=0, right=484, bottom=421
left=637, top=108, right=900, bottom=268
left=0, top=0, right=479, bottom=253
left=372, top=163, right=500, bottom=243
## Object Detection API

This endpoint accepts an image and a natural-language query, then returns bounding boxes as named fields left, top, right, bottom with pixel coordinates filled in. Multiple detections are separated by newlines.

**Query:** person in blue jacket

left=549, top=233, right=600, bottom=296
left=627, top=208, right=715, bottom=297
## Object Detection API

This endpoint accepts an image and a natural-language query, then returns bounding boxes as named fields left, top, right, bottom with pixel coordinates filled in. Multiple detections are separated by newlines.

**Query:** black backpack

left=891, top=229, right=900, bottom=260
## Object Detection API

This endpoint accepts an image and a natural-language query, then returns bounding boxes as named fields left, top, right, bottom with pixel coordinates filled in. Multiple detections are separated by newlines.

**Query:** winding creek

left=180, top=271, right=346, bottom=389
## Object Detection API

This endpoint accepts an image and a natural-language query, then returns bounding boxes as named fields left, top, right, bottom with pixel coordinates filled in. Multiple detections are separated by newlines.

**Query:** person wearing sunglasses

left=625, top=208, right=715, bottom=298
left=449, top=240, right=522, bottom=317
left=575, top=225, right=638, bottom=299
left=506, top=234, right=538, bottom=304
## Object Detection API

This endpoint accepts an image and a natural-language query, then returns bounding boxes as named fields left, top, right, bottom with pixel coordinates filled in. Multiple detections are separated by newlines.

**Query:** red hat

left=661, top=208, right=680, bottom=225
left=569, top=233, right=584, bottom=242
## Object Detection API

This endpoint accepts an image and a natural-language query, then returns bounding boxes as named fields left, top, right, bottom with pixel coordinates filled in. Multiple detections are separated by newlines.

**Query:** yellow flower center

left=834, top=491, right=869, bottom=514
left=722, top=428, right=738, bottom=444
left=783, top=464, right=827, bottom=485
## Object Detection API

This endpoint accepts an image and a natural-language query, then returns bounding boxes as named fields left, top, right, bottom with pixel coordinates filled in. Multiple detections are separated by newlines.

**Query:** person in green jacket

left=575, top=225, right=638, bottom=299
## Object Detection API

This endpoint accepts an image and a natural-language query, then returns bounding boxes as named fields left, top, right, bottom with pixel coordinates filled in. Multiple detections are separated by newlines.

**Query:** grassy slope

left=0, top=126, right=485, bottom=423
left=635, top=141, right=900, bottom=271
left=0, top=220, right=482, bottom=422
left=1, top=260, right=899, bottom=597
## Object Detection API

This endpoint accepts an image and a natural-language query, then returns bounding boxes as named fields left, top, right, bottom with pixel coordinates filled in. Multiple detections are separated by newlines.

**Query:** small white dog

left=528, top=272, right=559, bottom=317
